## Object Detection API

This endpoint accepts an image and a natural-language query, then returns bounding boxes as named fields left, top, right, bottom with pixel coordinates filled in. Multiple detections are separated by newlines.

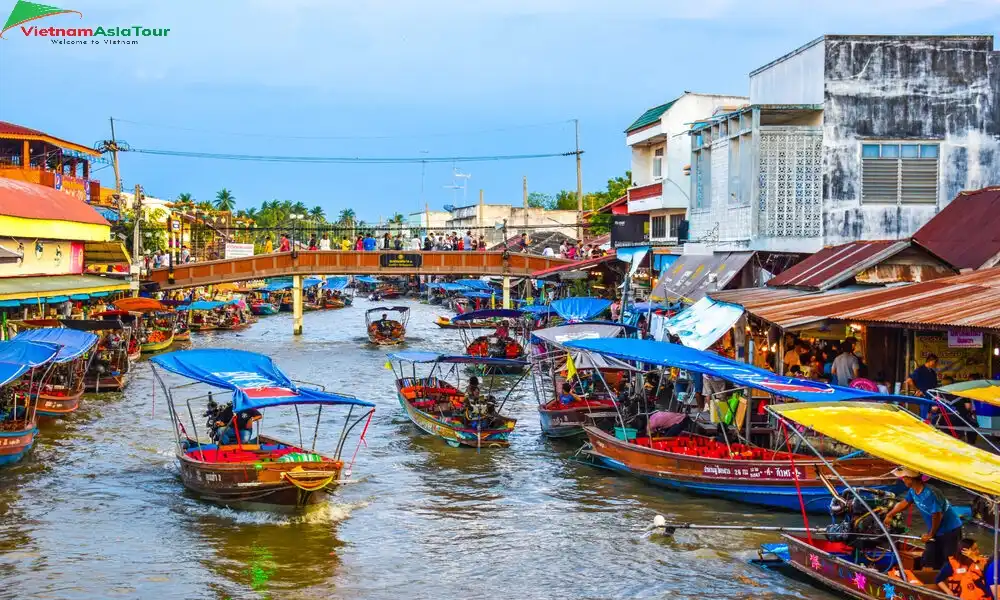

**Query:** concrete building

left=407, top=209, right=451, bottom=238
left=443, top=201, right=578, bottom=245
left=625, top=92, right=748, bottom=246
left=687, top=35, right=1000, bottom=253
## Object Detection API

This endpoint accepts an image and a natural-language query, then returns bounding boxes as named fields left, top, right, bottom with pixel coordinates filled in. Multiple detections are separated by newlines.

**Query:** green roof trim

left=625, top=99, right=678, bottom=133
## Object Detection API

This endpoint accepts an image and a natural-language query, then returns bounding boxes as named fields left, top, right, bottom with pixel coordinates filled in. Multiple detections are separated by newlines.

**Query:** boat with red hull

left=0, top=340, right=60, bottom=466
left=12, top=328, right=99, bottom=418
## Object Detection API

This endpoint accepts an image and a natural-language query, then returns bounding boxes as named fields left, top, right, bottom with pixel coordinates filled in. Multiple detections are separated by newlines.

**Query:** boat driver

left=376, top=313, right=394, bottom=335
left=883, top=467, right=964, bottom=570
left=464, top=377, right=492, bottom=424
left=215, top=404, right=263, bottom=445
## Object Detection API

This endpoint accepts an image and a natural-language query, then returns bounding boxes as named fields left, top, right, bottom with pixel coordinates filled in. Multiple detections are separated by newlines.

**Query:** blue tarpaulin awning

left=454, top=279, right=494, bottom=291
left=551, top=297, right=611, bottom=321
left=150, top=349, right=375, bottom=411
left=69, top=294, right=90, bottom=301
left=452, top=308, right=522, bottom=322
left=0, top=340, right=59, bottom=386
left=12, top=328, right=99, bottom=363
left=387, top=350, right=527, bottom=367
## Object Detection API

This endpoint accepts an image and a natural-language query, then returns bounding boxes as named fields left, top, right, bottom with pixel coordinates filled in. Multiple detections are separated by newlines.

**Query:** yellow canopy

left=770, top=401, right=1000, bottom=497
left=936, top=381, right=1000, bottom=407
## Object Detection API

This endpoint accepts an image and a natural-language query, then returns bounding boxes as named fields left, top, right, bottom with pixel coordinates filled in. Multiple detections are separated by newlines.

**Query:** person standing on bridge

left=263, top=236, right=273, bottom=253
left=319, top=233, right=330, bottom=251
left=464, top=230, right=473, bottom=251
left=278, top=234, right=291, bottom=253
left=363, top=233, right=377, bottom=251
left=340, top=237, right=351, bottom=251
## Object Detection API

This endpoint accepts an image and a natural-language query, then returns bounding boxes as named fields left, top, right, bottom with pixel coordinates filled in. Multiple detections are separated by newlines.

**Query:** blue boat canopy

left=551, top=297, right=611, bottom=322
left=452, top=308, right=522, bottom=322
left=387, top=350, right=528, bottom=367
left=89, top=291, right=110, bottom=298
left=355, top=276, right=380, bottom=284
left=46, top=296, right=70, bottom=303
left=303, top=277, right=325, bottom=289
left=12, top=328, right=99, bottom=363
left=454, top=279, right=494, bottom=291
left=429, top=282, right=469, bottom=292
left=0, top=340, right=59, bottom=386
left=366, top=306, right=410, bottom=315
left=520, top=304, right=554, bottom=315
left=150, top=349, right=374, bottom=411
left=69, top=294, right=90, bottom=301
left=564, top=338, right=933, bottom=405
left=181, top=300, right=226, bottom=311
left=326, top=276, right=349, bottom=290
left=460, top=291, right=495, bottom=299
left=264, top=281, right=292, bottom=292
left=0, top=300, right=20, bottom=308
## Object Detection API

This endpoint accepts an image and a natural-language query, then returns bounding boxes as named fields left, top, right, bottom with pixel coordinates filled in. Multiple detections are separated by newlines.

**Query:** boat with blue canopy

left=366, top=306, right=410, bottom=345
left=550, top=297, right=612, bottom=322
left=150, top=349, right=376, bottom=512
left=0, top=340, right=60, bottom=465
left=388, top=351, right=524, bottom=448
left=13, top=328, right=99, bottom=417
left=562, top=337, right=917, bottom=512
left=61, top=318, right=136, bottom=392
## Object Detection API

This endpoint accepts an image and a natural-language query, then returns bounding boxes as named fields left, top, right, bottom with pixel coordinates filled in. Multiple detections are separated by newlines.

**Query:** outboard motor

left=825, top=491, right=904, bottom=549
left=202, top=393, right=227, bottom=443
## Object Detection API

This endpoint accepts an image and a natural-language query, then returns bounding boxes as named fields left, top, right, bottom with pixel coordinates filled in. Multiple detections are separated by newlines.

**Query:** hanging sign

left=224, top=243, right=254, bottom=259
left=380, top=253, right=422, bottom=269
left=948, top=330, right=983, bottom=348
left=610, top=215, right=649, bottom=248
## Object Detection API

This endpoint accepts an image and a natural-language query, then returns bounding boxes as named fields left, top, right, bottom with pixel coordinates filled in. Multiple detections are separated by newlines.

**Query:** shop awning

left=0, top=274, right=131, bottom=302
left=771, top=402, right=1000, bottom=497
left=0, top=245, right=22, bottom=265
left=935, top=380, right=1000, bottom=408
left=84, top=241, right=132, bottom=266
left=531, top=253, right=617, bottom=280
left=650, top=251, right=754, bottom=304
left=661, top=297, right=745, bottom=350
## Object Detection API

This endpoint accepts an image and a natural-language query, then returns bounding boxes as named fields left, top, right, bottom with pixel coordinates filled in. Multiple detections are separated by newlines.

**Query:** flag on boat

left=565, top=352, right=577, bottom=380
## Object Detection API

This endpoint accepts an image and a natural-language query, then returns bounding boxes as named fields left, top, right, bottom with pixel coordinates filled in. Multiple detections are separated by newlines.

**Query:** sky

left=1, top=0, right=998, bottom=221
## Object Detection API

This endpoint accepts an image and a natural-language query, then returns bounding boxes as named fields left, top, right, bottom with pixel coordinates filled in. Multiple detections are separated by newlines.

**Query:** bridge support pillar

left=292, top=275, right=303, bottom=335
left=502, top=276, right=511, bottom=309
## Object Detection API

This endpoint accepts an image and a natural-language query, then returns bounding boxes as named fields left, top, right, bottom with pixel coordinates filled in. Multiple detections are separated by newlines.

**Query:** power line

left=126, top=148, right=580, bottom=164
left=113, top=117, right=575, bottom=141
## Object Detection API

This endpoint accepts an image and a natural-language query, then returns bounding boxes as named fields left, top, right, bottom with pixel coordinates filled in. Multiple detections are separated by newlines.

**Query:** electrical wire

left=113, top=117, right=575, bottom=141
left=126, top=148, right=579, bottom=164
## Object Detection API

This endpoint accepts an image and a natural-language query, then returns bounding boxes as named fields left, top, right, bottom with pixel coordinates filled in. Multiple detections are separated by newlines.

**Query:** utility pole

left=132, top=183, right=142, bottom=294
left=425, top=202, right=430, bottom=239
left=575, top=119, right=584, bottom=241
left=110, top=117, right=123, bottom=195
left=523, top=176, right=529, bottom=230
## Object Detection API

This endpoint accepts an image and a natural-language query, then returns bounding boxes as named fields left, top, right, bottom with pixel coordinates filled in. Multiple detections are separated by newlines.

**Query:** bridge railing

left=146, top=250, right=573, bottom=290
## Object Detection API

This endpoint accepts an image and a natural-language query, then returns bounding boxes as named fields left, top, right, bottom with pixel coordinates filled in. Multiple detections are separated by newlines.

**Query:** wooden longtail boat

left=113, top=298, right=179, bottom=353
left=434, top=316, right=495, bottom=329
left=151, top=349, right=375, bottom=511
left=61, top=318, right=136, bottom=393
left=0, top=340, right=60, bottom=466
left=366, top=306, right=410, bottom=346
left=12, top=328, right=99, bottom=418
left=251, top=302, right=279, bottom=316
left=755, top=401, right=1000, bottom=600
left=529, top=322, right=637, bottom=438
left=564, top=338, right=904, bottom=511
left=388, top=352, right=525, bottom=448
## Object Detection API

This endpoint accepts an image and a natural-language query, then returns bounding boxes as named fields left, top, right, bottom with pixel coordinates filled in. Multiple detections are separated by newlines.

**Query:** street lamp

left=290, top=213, right=305, bottom=258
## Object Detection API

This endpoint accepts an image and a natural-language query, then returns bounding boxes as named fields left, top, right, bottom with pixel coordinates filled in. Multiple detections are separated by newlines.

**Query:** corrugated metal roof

left=0, top=121, right=100, bottom=157
left=651, top=252, right=754, bottom=304
left=913, top=186, right=1000, bottom=270
left=0, top=178, right=109, bottom=226
left=625, top=99, right=677, bottom=133
left=766, top=240, right=908, bottom=290
left=713, top=266, right=1000, bottom=331
left=531, top=252, right=617, bottom=279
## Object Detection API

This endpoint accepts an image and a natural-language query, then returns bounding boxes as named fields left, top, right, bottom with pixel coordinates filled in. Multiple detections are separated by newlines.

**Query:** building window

left=651, top=215, right=667, bottom=239
left=668, top=214, right=683, bottom=238
left=652, top=147, right=664, bottom=179
left=861, top=142, right=939, bottom=204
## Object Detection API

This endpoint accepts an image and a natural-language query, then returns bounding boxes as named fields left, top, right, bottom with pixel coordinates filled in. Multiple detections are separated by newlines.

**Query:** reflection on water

left=0, top=299, right=836, bottom=599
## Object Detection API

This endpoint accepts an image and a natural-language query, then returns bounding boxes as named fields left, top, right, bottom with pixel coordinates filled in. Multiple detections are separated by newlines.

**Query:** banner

left=948, top=330, right=983, bottom=348
left=914, top=332, right=988, bottom=381
left=660, top=297, right=744, bottom=350
left=224, top=243, right=254, bottom=259
left=610, top=215, right=649, bottom=248
left=380, top=253, right=423, bottom=269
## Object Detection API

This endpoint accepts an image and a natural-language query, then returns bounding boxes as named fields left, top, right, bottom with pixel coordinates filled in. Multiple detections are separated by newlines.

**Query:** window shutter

left=900, top=158, right=938, bottom=204
left=862, top=158, right=899, bottom=203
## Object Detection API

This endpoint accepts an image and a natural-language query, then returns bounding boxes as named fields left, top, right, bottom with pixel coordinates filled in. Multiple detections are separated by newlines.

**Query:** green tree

left=527, top=192, right=554, bottom=209
left=309, top=206, right=326, bottom=223
left=291, top=201, right=308, bottom=217
left=176, top=192, right=193, bottom=205
left=214, top=188, right=236, bottom=212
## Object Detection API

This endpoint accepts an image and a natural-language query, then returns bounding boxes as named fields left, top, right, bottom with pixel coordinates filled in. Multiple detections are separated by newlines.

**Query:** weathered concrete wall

left=822, top=35, right=1000, bottom=245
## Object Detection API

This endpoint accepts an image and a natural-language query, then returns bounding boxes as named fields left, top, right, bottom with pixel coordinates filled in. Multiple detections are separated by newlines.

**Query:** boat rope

left=281, top=472, right=334, bottom=492
left=347, top=412, right=373, bottom=474
left=780, top=419, right=813, bottom=546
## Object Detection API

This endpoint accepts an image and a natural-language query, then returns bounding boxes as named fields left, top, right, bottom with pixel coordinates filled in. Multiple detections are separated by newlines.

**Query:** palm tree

left=309, top=206, right=326, bottom=223
left=337, top=208, right=356, bottom=226
left=291, top=201, right=308, bottom=217
left=176, top=192, right=193, bottom=204
left=214, top=188, right=236, bottom=212
left=195, top=200, right=213, bottom=212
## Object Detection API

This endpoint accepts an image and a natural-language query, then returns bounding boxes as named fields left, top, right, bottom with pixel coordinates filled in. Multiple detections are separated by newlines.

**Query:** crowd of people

left=543, top=239, right=609, bottom=260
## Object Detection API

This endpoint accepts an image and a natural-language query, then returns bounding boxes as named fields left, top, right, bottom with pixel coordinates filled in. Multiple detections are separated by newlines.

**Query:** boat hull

left=777, top=534, right=951, bottom=600
left=173, top=331, right=191, bottom=342
left=178, top=437, right=343, bottom=512
left=85, top=372, right=129, bottom=393
left=141, top=334, right=175, bottom=353
left=35, top=389, right=83, bottom=417
left=538, top=404, right=618, bottom=438
left=584, top=427, right=896, bottom=512
left=0, top=425, right=36, bottom=465
left=250, top=303, right=279, bottom=316
left=398, top=391, right=515, bottom=448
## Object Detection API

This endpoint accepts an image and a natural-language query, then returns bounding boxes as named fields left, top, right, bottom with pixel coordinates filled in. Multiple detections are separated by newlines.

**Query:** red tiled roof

left=766, top=240, right=909, bottom=290
left=913, top=186, right=1000, bottom=270
left=0, top=121, right=100, bottom=156
left=0, top=178, right=109, bottom=226
left=532, top=252, right=616, bottom=278
left=0, top=122, right=47, bottom=137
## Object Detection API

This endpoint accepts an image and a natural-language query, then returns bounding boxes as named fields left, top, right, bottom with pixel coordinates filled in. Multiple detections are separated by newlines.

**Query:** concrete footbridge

left=145, top=250, right=572, bottom=334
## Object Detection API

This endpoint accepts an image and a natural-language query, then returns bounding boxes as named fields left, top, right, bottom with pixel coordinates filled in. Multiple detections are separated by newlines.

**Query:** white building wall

left=687, top=139, right=753, bottom=250
left=749, top=37, right=826, bottom=105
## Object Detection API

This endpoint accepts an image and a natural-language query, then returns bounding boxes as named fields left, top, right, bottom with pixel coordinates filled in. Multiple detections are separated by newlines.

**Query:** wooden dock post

left=292, top=274, right=303, bottom=335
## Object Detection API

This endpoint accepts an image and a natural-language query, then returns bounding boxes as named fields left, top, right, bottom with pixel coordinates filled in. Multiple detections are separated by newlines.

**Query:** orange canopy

left=113, top=297, right=169, bottom=313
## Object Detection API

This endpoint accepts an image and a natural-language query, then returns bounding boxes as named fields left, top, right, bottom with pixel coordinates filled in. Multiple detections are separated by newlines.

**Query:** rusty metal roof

left=651, top=252, right=754, bottom=304
left=712, top=266, right=1000, bottom=331
left=913, top=186, right=1000, bottom=271
left=766, top=240, right=909, bottom=290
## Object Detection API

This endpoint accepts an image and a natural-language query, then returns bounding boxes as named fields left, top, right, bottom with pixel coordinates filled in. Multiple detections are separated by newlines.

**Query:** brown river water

left=0, top=300, right=839, bottom=600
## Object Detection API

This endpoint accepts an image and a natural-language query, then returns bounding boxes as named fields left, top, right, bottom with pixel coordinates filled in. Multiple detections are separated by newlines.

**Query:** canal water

left=0, top=300, right=839, bottom=600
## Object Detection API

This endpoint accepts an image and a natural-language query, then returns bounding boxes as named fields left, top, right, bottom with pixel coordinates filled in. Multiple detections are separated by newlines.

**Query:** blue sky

left=1, top=0, right=998, bottom=221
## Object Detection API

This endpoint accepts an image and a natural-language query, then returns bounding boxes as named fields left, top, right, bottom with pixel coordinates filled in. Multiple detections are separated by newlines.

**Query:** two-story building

left=686, top=34, right=1000, bottom=253
left=625, top=92, right=748, bottom=245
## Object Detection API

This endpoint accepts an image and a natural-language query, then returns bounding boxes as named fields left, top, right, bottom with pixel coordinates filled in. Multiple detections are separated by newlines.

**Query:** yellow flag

left=490, top=292, right=496, bottom=309
left=384, top=361, right=392, bottom=370
left=565, top=353, right=577, bottom=380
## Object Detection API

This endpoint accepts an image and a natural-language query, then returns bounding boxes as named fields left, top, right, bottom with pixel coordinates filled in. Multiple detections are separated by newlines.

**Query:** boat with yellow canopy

left=755, top=401, right=1000, bottom=600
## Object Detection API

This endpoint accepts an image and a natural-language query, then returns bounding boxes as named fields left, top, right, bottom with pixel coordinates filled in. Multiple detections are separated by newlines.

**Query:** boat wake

left=183, top=499, right=371, bottom=526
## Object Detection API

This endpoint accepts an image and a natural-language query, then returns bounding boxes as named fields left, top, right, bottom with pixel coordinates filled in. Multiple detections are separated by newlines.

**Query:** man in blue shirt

left=883, top=467, right=963, bottom=569
left=362, top=233, right=376, bottom=251
left=906, top=354, right=939, bottom=418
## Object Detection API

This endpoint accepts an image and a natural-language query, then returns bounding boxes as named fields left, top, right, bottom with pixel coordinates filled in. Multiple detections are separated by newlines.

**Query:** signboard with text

left=948, top=330, right=983, bottom=348
left=379, top=253, right=423, bottom=269
left=224, top=243, right=254, bottom=259
left=610, top=215, right=649, bottom=248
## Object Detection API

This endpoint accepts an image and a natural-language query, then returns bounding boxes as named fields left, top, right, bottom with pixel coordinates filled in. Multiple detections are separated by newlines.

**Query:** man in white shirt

left=319, top=233, right=331, bottom=250
left=831, top=341, right=860, bottom=387
left=542, top=246, right=555, bottom=257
